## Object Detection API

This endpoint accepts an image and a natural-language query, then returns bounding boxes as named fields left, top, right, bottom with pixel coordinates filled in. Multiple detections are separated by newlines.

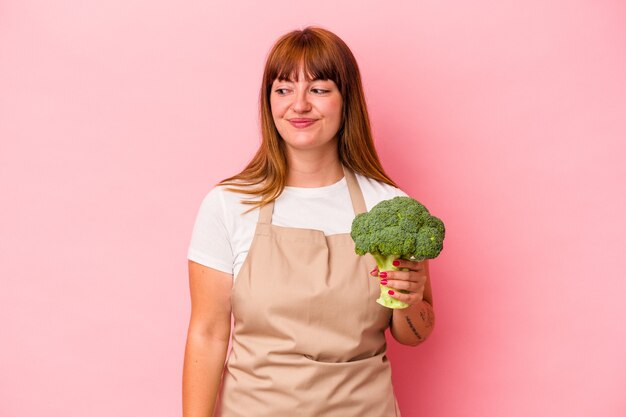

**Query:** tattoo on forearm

left=419, top=307, right=435, bottom=328
left=405, top=317, right=423, bottom=341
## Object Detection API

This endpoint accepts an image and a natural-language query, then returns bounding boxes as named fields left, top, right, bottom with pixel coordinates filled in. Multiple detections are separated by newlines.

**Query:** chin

left=285, top=136, right=336, bottom=150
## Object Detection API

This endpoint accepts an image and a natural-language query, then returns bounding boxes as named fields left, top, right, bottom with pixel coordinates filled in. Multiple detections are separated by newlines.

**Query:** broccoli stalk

left=371, top=253, right=426, bottom=309
left=371, top=253, right=413, bottom=309
left=372, top=254, right=398, bottom=274
left=350, top=196, right=446, bottom=309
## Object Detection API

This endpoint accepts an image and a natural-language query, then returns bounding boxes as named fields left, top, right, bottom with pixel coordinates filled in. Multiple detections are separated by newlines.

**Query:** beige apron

left=217, top=166, right=402, bottom=417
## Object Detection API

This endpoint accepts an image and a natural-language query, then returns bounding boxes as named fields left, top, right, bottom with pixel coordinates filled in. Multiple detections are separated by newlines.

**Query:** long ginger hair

left=219, top=26, right=397, bottom=209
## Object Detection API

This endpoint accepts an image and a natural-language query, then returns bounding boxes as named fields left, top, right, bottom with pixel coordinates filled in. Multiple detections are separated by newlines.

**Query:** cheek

left=269, top=98, right=285, bottom=119
left=328, top=99, right=343, bottom=123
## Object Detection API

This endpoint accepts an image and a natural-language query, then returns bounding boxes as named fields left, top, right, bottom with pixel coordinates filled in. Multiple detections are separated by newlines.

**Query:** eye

left=274, top=88, right=290, bottom=95
left=311, top=88, right=330, bottom=94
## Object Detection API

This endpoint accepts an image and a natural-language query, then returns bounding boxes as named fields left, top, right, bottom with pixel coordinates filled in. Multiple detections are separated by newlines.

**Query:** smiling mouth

left=289, top=119, right=316, bottom=128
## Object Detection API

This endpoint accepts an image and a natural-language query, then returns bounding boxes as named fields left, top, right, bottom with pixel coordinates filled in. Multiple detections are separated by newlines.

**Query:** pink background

left=1, top=1, right=625, bottom=416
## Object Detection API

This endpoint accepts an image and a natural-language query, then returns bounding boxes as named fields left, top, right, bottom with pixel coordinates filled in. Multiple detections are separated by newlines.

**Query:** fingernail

left=370, top=268, right=377, bottom=274
left=388, top=290, right=395, bottom=295
left=392, top=260, right=400, bottom=267
left=379, top=272, right=387, bottom=278
left=380, top=280, right=388, bottom=285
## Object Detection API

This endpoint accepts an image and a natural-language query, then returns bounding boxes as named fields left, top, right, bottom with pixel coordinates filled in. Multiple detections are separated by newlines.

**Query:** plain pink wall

left=1, top=1, right=625, bottom=416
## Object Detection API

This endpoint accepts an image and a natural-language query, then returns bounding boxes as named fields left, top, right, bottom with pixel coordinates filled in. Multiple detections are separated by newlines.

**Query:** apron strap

left=342, top=165, right=367, bottom=215
left=257, top=165, right=368, bottom=225
left=258, top=199, right=274, bottom=224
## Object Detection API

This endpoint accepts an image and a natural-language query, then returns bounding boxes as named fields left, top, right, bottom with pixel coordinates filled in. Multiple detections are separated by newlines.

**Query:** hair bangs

left=270, top=37, right=340, bottom=86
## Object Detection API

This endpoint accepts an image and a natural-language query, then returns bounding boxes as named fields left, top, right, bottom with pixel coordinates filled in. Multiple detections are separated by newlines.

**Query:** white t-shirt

left=187, top=173, right=407, bottom=282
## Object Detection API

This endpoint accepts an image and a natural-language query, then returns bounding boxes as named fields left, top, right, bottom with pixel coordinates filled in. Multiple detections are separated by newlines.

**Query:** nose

left=291, top=87, right=312, bottom=113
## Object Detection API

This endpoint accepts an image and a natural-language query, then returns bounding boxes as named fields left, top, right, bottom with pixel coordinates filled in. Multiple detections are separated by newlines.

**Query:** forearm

left=182, top=333, right=230, bottom=417
left=390, top=299, right=435, bottom=346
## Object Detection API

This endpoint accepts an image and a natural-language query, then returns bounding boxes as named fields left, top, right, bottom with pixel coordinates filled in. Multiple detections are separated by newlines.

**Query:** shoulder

left=196, top=182, right=260, bottom=219
left=354, top=173, right=408, bottom=211
left=189, top=183, right=257, bottom=274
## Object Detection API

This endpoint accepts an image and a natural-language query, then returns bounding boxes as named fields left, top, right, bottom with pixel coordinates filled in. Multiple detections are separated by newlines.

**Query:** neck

left=285, top=143, right=344, bottom=187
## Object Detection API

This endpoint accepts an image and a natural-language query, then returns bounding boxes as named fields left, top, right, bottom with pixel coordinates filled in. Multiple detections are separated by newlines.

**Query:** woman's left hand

left=370, top=259, right=428, bottom=307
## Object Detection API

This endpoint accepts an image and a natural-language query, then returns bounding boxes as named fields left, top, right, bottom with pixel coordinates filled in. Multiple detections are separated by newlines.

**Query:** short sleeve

left=187, top=187, right=234, bottom=274
left=356, top=173, right=410, bottom=210
left=394, top=187, right=409, bottom=197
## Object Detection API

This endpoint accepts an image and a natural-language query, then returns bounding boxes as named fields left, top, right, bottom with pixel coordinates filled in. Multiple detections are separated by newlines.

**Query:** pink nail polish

left=388, top=290, right=395, bottom=295
left=392, top=260, right=400, bottom=267
left=379, top=271, right=387, bottom=278
left=370, top=268, right=377, bottom=274
left=380, top=280, right=388, bottom=285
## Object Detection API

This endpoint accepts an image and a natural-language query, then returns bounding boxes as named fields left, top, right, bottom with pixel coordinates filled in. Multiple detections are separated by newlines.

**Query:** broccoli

left=350, top=196, right=446, bottom=309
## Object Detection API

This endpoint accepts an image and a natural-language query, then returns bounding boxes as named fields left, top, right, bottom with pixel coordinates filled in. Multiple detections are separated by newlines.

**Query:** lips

left=288, top=118, right=317, bottom=128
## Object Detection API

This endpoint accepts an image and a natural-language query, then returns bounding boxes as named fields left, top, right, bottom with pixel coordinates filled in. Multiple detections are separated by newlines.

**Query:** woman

left=182, top=26, right=435, bottom=417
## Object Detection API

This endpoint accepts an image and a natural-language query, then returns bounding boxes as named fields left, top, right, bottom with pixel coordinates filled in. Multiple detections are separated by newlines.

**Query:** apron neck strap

left=257, top=164, right=367, bottom=224
left=342, top=165, right=367, bottom=215
left=258, top=198, right=274, bottom=225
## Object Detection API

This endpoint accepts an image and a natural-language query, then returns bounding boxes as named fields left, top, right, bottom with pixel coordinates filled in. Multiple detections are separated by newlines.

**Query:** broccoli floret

left=350, top=196, right=446, bottom=309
